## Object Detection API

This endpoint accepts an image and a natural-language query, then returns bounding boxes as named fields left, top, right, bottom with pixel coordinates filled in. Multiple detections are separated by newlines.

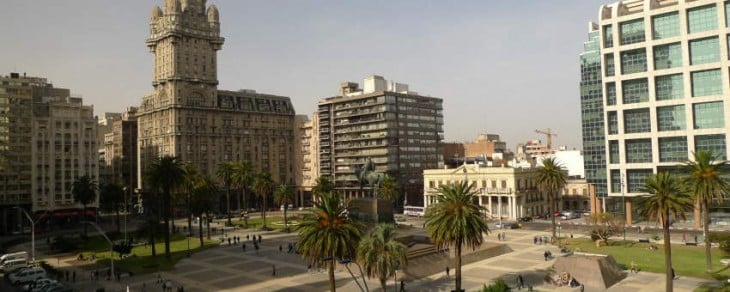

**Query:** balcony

left=482, top=188, right=512, bottom=194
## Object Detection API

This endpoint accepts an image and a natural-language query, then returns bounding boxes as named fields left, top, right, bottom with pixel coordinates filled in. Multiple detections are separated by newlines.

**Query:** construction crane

left=535, top=128, right=558, bottom=151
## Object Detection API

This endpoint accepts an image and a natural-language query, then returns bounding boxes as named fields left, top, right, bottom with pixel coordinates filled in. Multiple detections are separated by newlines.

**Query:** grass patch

left=232, top=215, right=300, bottom=232
left=79, top=234, right=218, bottom=274
left=562, top=238, right=730, bottom=279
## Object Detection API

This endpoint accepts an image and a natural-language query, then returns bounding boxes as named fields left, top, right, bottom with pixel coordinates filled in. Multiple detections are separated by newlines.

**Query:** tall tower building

left=317, top=75, right=444, bottom=206
left=587, top=0, right=730, bottom=224
left=579, top=23, right=608, bottom=205
left=139, top=1, right=296, bottom=202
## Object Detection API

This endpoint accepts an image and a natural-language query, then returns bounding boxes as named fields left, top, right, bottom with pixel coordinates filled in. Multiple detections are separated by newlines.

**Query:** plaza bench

left=638, top=239, right=650, bottom=243
left=685, top=242, right=698, bottom=246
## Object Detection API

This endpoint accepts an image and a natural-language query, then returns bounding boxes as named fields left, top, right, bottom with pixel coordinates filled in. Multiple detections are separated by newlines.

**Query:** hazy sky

left=1, top=0, right=610, bottom=150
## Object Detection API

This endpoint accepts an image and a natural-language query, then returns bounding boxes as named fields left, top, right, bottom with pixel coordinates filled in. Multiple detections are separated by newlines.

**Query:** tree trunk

left=83, top=204, right=88, bottom=237
left=198, top=214, right=204, bottom=247
left=263, top=194, right=268, bottom=228
left=329, top=256, right=336, bottom=292
left=163, top=188, right=171, bottom=260
left=284, top=206, right=288, bottom=232
left=187, top=210, right=193, bottom=238
left=226, top=186, right=232, bottom=226
left=380, top=278, right=387, bottom=292
left=694, top=200, right=702, bottom=229
left=550, top=192, right=557, bottom=239
left=455, top=242, right=462, bottom=292
left=149, top=223, right=156, bottom=257
left=206, top=213, right=211, bottom=240
left=703, top=202, right=712, bottom=273
left=115, top=209, right=121, bottom=234
left=662, top=212, right=673, bottom=292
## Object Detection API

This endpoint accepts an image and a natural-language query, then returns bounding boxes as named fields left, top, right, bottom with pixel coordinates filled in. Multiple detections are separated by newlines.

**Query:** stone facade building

left=138, top=0, right=297, bottom=195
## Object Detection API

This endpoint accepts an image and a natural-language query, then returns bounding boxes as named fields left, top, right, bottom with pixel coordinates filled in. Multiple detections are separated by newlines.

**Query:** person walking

left=279, top=245, right=282, bottom=253
left=630, top=261, right=638, bottom=274
left=400, top=280, right=405, bottom=292
left=272, top=265, right=276, bottom=276
left=516, top=274, right=524, bottom=290
left=72, top=271, right=76, bottom=282
left=242, top=243, right=246, bottom=252
left=445, top=266, right=450, bottom=278
left=544, top=250, right=549, bottom=261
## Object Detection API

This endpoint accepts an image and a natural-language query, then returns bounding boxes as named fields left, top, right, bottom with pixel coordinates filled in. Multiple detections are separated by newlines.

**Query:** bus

left=403, top=206, right=425, bottom=217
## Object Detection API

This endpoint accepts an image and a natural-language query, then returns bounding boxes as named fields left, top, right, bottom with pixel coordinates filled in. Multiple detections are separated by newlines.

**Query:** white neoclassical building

left=423, top=164, right=544, bottom=220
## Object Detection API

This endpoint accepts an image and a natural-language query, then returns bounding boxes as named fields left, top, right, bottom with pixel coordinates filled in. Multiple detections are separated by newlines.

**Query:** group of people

left=543, top=250, right=553, bottom=261
left=533, top=236, right=551, bottom=245
left=496, top=232, right=508, bottom=241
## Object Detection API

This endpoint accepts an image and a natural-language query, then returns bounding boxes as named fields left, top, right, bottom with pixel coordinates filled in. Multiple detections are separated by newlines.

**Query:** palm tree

left=536, top=158, right=567, bottom=239
left=297, top=192, right=361, bottom=292
left=192, top=176, right=218, bottom=246
left=425, top=181, right=490, bottom=292
left=274, top=184, right=295, bottom=232
left=146, top=155, right=184, bottom=260
left=99, top=182, right=125, bottom=233
left=232, top=160, right=252, bottom=214
left=252, top=172, right=274, bottom=229
left=376, top=175, right=400, bottom=202
left=216, top=162, right=236, bottom=226
left=357, top=223, right=407, bottom=291
left=72, top=175, right=97, bottom=237
left=638, top=172, right=693, bottom=292
left=312, top=175, right=335, bottom=199
left=182, top=164, right=202, bottom=235
left=682, top=150, right=730, bottom=272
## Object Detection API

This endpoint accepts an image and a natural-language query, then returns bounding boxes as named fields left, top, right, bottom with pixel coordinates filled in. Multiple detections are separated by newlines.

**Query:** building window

left=620, top=18, right=646, bottom=45
left=625, top=139, right=652, bottom=163
left=627, top=169, right=653, bottom=193
left=691, top=69, right=723, bottom=97
left=657, top=105, right=686, bottom=131
left=653, top=43, right=683, bottom=70
left=621, top=49, right=647, bottom=74
left=659, top=137, right=688, bottom=162
left=687, top=4, right=718, bottom=34
left=695, top=134, right=727, bottom=159
left=655, top=73, right=684, bottom=100
left=726, top=2, right=730, bottom=27
left=606, top=82, right=617, bottom=106
left=622, top=78, right=649, bottom=104
left=604, top=54, right=615, bottom=77
left=603, top=24, right=613, bottom=48
left=609, top=140, right=620, bottom=164
left=610, top=169, right=621, bottom=193
left=689, top=37, right=720, bottom=65
left=653, top=12, right=680, bottom=39
left=693, top=101, right=725, bottom=129
left=624, top=108, right=651, bottom=134
left=607, top=111, right=618, bottom=135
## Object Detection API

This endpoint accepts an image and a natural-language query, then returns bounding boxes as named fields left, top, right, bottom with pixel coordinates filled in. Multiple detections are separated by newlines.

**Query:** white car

left=8, top=267, right=46, bottom=286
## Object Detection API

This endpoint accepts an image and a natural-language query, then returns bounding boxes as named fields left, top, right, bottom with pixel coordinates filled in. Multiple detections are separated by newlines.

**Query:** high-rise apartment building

left=102, top=107, right=138, bottom=190
left=0, top=72, right=99, bottom=234
left=138, top=1, right=297, bottom=195
left=296, top=114, right=319, bottom=206
left=586, top=0, right=730, bottom=223
left=317, top=75, right=444, bottom=206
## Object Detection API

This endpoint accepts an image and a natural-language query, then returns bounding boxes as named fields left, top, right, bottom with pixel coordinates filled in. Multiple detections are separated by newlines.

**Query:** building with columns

left=138, top=0, right=297, bottom=199
left=423, top=164, right=542, bottom=220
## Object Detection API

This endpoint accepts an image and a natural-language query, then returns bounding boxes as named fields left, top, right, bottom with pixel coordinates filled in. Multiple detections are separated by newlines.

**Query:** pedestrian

left=72, top=271, right=76, bottom=282
left=307, top=264, right=312, bottom=273
left=502, top=232, right=507, bottom=241
left=228, top=238, right=231, bottom=245
left=497, top=233, right=501, bottom=241
left=533, top=236, right=537, bottom=245
left=538, top=237, right=543, bottom=245
left=400, top=280, right=405, bottom=292
left=544, top=250, right=549, bottom=261
left=695, top=234, right=698, bottom=243
left=247, top=234, right=250, bottom=241
left=279, top=245, right=283, bottom=253
left=272, top=264, right=276, bottom=276
left=630, top=261, right=638, bottom=274
left=242, top=243, right=246, bottom=252
left=672, top=268, right=677, bottom=280
left=516, top=274, right=524, bottom=290
left=259, top=234, right=262, bottom=243
left=445, top=266, right=450, bottom=278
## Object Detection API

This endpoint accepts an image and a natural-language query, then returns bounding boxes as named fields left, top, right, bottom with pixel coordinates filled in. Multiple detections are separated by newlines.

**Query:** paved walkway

left=13, top=220, right=719, bottom=291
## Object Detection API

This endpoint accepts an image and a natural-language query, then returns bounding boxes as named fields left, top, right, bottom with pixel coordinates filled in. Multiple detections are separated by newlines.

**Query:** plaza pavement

left=16, top=219, right=719, bottom=292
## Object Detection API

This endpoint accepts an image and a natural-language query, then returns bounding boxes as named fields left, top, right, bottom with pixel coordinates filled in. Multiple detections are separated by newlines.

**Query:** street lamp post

left=122, top=187, right=129, bottom=243
left=621, top=172, right=626, bottom=244
left=13, top=207, right=35, bottom=263
left=82, top=221, right=113, bottom=278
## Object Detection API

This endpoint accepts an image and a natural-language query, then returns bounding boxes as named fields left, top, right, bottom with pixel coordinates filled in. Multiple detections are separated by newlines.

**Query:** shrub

left=482, top=278, right=511, bottom=292
left=709, top=232, right=730, bottom=253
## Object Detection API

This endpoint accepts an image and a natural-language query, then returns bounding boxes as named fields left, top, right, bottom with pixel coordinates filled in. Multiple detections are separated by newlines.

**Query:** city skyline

left=1, top=0, right=607, bottom=149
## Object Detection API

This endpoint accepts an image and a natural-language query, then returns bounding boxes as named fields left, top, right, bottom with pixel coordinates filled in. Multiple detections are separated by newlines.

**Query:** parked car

left=494, top=222, right=520, bottom=229
left=8, top=267, right=46, bottom=286
left=23, top=278, right=56, bottom=291
left=518, top=216, right=533, bottom=222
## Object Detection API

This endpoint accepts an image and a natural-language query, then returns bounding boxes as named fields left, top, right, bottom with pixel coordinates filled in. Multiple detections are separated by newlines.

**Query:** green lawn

left=562, top=238, right=730, bottom=279
left=231, top=215, right=300, bottom=232
left=78, top=234, right=218, bottom=274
